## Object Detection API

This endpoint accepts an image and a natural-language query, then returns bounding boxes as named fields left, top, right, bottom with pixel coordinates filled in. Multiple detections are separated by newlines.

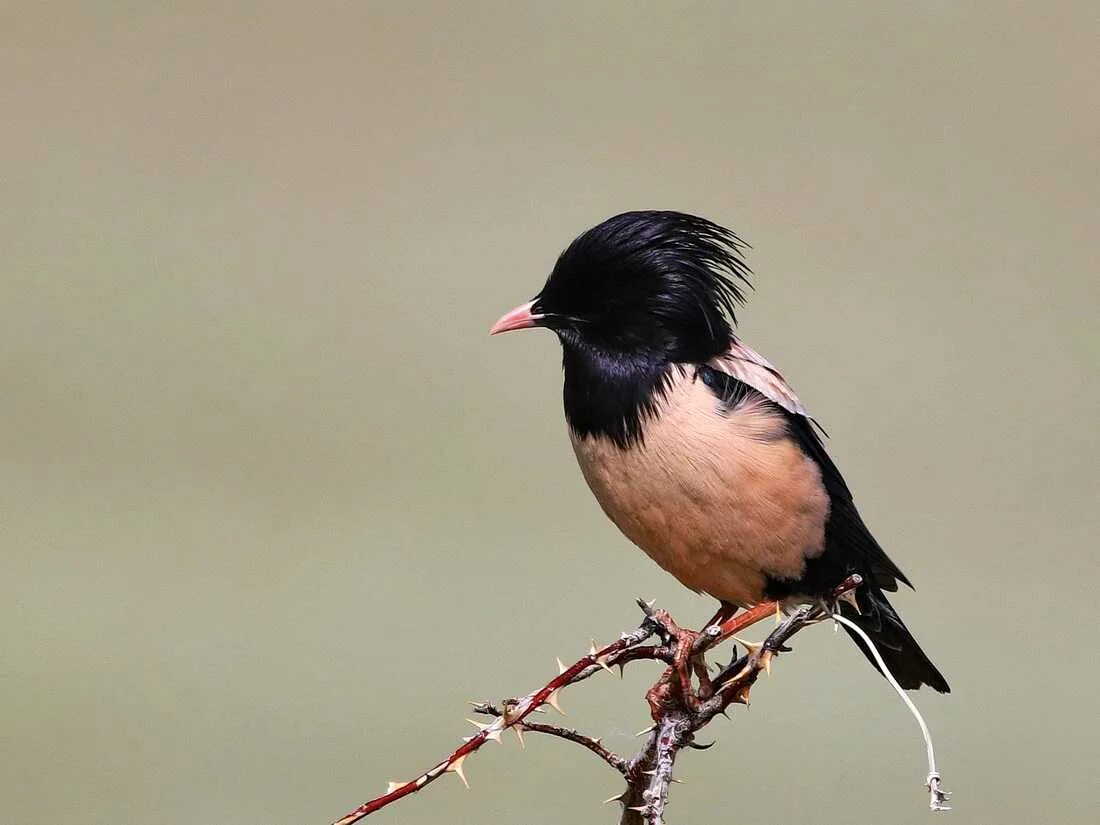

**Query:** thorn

left=627, top=805, right=649, bottom=813
left=642, top=768, right=657, bottom=776
left=556, top=657, right=567, bottom=675
left=635, top=724, right=656, bottom=737
left=546, top=688, right=566, bottom=715
left=386, top=780, right=404, bottom=793
left=465, top=718, right=504, bottom=743
left=838, top=590, right=861, bottom=614
left=671, top=777, right=685, bottom=784
left=589, top=640, right=614, bottom=674
left=447, top=755, right=470, bottom=789
left=514, top=725, right=526, bottom=749
left=603, top=793, right=626, bottom=805
left=686, top=738, right=716, bottom=750
left=775, top=602, right=782, bottom=624
left=616, top=663, right=626, bottom=679
left=760, top=650, right=773, bottom=676
left=732, top=636, right=762, bottom=657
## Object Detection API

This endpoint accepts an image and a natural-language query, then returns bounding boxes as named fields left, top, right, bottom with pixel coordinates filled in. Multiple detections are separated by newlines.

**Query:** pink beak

left=489, top=300, right=543, bottom=335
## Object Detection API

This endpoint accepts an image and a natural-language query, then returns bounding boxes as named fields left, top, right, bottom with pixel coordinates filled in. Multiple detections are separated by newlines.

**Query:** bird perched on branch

left=490, top=211, right=949, bottom=693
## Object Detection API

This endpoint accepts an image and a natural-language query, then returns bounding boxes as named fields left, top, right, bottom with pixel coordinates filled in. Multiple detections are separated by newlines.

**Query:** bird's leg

left=645, top=668, right=677, bottom=719
left=642, top=609, right=707, bottom=714
left=670, top=628, right=704, bottom=711
left=698, top=601, right=784, bottom=691
left=689, top=602, right=779, bottom=701
left=709, top=604, right=814, bottom=688
left=713, top=601, right=780, bottom=645
left=701, top=601, right=739, bottom=632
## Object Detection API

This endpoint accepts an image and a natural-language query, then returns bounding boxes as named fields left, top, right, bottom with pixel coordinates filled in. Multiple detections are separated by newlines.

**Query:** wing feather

left=705, top=338, right=911, bottom=592
left=708, top=338, right=809, bottom=418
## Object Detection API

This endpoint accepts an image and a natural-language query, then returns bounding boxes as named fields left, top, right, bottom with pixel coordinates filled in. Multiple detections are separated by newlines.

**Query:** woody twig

left=328, top=576, right=878, bottom=825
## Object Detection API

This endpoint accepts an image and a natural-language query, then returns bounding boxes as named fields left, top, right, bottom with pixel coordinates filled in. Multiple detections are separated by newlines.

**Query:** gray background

left=2, top=3, right=1097, bottom=824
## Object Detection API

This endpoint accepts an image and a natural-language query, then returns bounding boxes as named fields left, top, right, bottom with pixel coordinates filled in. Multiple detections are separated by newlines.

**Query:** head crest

left=555, top=210, right=751, bottom=324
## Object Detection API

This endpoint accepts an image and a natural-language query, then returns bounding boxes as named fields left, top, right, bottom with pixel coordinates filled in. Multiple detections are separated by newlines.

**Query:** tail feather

left=841, top=587, right=950, bottom=693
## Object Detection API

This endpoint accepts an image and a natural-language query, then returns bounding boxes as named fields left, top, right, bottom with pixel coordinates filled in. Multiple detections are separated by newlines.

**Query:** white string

left=831, top=612, right=952, bottom=812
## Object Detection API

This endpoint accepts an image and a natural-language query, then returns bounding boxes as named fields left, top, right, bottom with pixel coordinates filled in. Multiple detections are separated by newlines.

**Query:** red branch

left=330, top=620, right=661, bottom=825
left=327, top=576, right=887, bottom=825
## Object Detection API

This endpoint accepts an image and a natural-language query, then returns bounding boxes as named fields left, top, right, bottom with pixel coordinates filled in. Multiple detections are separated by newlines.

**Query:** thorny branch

left=328, top=573, right=947, bottom=825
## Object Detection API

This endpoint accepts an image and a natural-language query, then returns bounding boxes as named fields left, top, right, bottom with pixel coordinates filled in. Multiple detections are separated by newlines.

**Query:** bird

left=490, top=210, right=949, bottom=693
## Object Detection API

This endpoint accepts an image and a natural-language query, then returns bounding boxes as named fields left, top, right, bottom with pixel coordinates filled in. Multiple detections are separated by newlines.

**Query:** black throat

left=560, top=340, right=675, bottom=449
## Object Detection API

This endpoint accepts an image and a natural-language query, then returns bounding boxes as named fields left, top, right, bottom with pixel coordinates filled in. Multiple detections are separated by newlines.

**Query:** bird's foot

left=639, top=611, right=710, bottom=714
left=645, top=674, right=676, bottom=720
left=701, top=601, right=739, bottom=633
left=669, top=627, right=706, bottom=711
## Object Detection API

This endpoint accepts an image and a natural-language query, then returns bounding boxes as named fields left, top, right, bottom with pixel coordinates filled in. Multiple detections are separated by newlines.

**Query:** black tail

left=841, top=586, right=950, bottom=693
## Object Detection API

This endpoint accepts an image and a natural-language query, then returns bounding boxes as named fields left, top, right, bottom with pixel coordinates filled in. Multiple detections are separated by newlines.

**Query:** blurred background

left=2, top=3, right=1097, bottom=824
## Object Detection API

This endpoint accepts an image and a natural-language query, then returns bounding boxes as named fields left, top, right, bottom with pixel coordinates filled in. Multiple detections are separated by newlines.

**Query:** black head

left=526, top=211, right=751, bottom=361
left=490, top=211, right=753, bottom=446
